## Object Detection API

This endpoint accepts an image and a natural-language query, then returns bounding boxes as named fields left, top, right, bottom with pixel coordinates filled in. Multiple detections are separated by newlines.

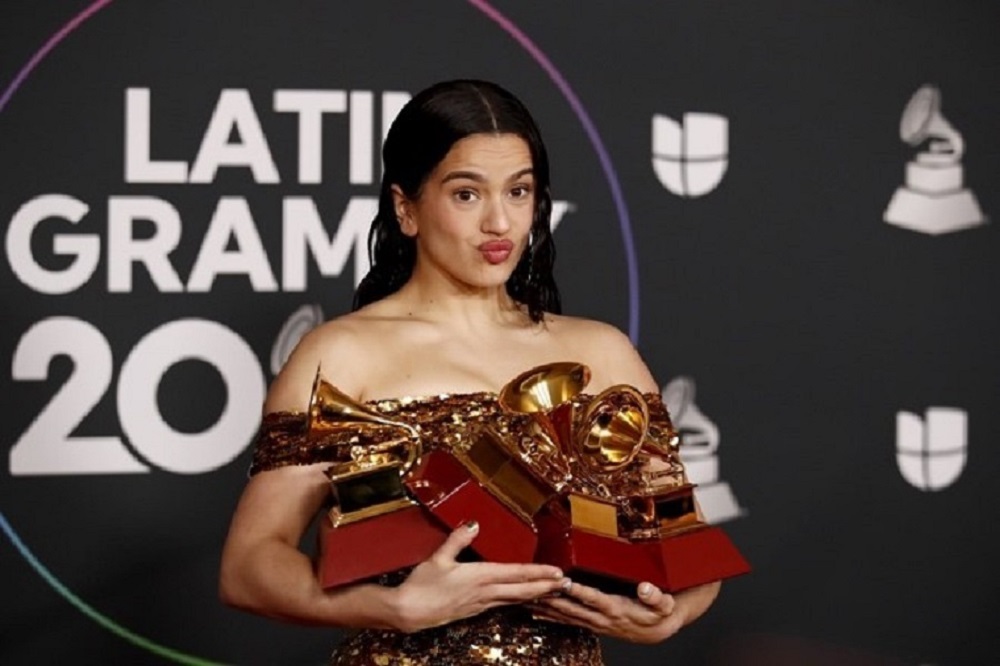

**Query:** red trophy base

left=317, top=505, right=449, bottom=589
left=535, top=511, right=750, bottom=594
left=405, top=449, right=538, bottom=563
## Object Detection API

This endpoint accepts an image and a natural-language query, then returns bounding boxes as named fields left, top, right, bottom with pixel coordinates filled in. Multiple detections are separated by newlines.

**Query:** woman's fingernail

left=465, top=520, right=479, bottom=532
left=551, top=569, right=564, bottom=579
left=639, top=582, right=653, bottom=597
left=560, top=578, right=572, bottom=592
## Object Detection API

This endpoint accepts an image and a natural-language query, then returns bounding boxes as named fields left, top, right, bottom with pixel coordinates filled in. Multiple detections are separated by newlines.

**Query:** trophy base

left=317, top=505, right=448, bottom=589
left=884, top=187, right=984, bottom=235
left=536, top=512, right=750, bottom=593
left=405, top=449, right=538, bottom=563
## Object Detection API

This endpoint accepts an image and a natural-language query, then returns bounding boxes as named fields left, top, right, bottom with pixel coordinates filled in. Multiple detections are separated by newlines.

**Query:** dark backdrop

left=2, top=1, right=997, bottom=664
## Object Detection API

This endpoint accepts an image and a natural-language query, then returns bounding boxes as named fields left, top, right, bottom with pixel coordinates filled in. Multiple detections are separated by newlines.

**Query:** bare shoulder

left=544, top=314, right=659, bottom=393
left=263, top=308, right=385, bottom=414
left=545, top=313, right=626, bottom=344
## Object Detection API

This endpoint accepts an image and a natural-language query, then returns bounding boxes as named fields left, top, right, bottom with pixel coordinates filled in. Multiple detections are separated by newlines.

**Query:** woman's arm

left=219, top=463, right=573, bottom=631
left=219, top=463, right=406, bottom=628
left=219, top=323, right=571, bottom=631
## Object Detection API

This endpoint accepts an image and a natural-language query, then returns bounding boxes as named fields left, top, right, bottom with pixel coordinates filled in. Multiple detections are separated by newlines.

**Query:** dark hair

left=352, top=79, right=561, bottom=321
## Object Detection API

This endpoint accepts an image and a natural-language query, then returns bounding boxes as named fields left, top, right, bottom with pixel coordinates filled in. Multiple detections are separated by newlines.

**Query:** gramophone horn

left=899, top=84, right=964, bottom=159
left=498, top=362, right=591, bottom=458
left=498, top=362, right=591, bottom=414
left=575, top=385, right=649, bottom=474
left=494, top=362, right=589, bottom=480
left=307, top=366, right=421, bottom=471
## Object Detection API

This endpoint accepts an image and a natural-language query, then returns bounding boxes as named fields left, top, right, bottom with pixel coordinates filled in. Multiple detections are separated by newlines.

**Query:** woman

left=219, top=79, right=720, bottom=664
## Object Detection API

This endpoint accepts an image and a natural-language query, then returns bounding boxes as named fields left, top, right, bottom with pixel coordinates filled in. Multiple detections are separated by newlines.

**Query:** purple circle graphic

left=0, top=1, right=641, bottom=663
left=467, top=0, right=641, bottom=343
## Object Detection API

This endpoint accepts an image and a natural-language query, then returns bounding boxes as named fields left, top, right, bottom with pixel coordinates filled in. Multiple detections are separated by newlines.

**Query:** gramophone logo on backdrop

left=884, top=85, right=985, bottom=234
left=651, top=113, right=729, bottom=197
left=270, top=303, right=325, bottom=375
left=662, top=377, right=745, bottom=523
left=896, top=407, right=967, bottom=491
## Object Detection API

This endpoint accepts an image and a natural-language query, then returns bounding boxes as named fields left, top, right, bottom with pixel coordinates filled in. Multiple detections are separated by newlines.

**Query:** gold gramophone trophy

left=402, top=364, right=585, bottom=563
left=309, top=367, right=449, bottom=588
left=516, top=365, right=750, bottom=593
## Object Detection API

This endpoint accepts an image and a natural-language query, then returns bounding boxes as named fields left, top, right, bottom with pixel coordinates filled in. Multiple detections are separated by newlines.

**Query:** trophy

left=310, top=368, right=448, bottom=588
left=403, top=364, right=586, bottom=563
left=532, top=378, right=750, bottom=594
left=883, top=85, right=984, bottom=235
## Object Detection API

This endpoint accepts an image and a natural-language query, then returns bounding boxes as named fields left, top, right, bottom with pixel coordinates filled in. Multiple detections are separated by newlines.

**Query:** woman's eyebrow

left=440, top=170, right=485, bottom=184
left=440, top=167, right=534, bottom=185
left=507, top=167, right=534, bottom=181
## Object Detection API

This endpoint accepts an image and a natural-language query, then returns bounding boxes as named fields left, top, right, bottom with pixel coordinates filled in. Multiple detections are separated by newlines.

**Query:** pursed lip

left=478, top=240, right=514, bottom=253
left=478, top=239, right=515, bottom=264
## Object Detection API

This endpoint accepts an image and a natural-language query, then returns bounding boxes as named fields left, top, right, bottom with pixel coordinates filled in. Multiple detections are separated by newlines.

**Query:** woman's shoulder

left=263, top=306, right=399, bottom=413
left=304, top=305, right=392, bottom=341
left=543, top=313, right=633, bottom=349
left=297, top=298, right=414, bottom=353
left=542, top=314, right=658, bottom=393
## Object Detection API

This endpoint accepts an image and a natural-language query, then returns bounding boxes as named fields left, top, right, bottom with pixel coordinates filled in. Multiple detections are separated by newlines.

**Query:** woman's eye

left=454, top=190, right=477, bottom=203
left=510, top=185, right=533, bottom=199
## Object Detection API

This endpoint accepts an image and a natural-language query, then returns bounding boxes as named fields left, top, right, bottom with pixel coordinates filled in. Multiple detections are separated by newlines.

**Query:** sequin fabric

left=332, top=602, right=602, bottom=666
left=249, top=392, right=676, bottom=480
left=248, top=391, right=676, bottom=665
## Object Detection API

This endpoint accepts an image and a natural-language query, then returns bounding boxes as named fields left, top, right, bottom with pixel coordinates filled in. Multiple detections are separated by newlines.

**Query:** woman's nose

left=481, top=198, right=512, bottom=234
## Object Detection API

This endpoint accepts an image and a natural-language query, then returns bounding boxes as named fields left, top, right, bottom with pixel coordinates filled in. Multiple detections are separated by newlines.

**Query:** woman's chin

left=457, top=270, right=516, bottom=292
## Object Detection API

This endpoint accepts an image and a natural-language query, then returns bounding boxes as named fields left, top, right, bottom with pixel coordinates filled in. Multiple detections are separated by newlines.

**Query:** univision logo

left=651, top=112, right=728, bottom=197
left=896, top=407, right=967, bottom=491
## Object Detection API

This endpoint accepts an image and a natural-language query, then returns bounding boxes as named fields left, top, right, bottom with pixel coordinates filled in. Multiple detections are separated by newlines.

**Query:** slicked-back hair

left=352, top=79, right=561, bottom=321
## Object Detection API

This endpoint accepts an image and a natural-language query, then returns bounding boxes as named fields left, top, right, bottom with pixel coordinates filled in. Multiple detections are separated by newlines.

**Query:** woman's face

left=394, top=132, right=535, bottom=291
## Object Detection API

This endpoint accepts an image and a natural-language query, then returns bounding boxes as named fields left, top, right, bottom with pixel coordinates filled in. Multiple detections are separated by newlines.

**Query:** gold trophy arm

left=367, top=436, right=421, bottom=475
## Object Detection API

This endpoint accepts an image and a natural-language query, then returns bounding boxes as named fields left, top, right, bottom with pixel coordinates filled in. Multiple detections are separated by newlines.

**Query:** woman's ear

left=391, top=185, right=417, bottom=237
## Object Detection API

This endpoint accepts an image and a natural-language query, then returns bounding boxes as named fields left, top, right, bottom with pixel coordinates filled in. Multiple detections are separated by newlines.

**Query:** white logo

left=896, top=407, right=967, bottom=491
left=270, top=304, right=325, bottom=376
left=651, top=113, right=728, bottom=197
left=884, top=85, right=985, bottom=235
left=662, top=377, right=745, bottom=523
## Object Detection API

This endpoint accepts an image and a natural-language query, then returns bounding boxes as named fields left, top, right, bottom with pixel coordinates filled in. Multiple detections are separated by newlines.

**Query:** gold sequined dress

left=250, top=390, right=670, bottom=666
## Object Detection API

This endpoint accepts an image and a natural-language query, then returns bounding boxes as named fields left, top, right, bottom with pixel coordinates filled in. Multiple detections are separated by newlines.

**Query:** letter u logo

left=896, top=407, right=968, bottom=491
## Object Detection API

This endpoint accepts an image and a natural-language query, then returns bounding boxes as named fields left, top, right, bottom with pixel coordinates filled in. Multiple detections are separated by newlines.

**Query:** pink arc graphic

left=0, top=1, right=640, bottom=663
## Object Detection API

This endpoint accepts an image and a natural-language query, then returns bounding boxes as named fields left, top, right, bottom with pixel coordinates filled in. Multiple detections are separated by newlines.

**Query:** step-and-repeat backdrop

left=2, top=2, right=997, bottom=664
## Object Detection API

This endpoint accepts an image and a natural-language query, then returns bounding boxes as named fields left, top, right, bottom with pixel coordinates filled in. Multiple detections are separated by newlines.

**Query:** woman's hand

left=391, top=521, right=572, bottom=633
left=531, top=579, right=718, bottom=644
